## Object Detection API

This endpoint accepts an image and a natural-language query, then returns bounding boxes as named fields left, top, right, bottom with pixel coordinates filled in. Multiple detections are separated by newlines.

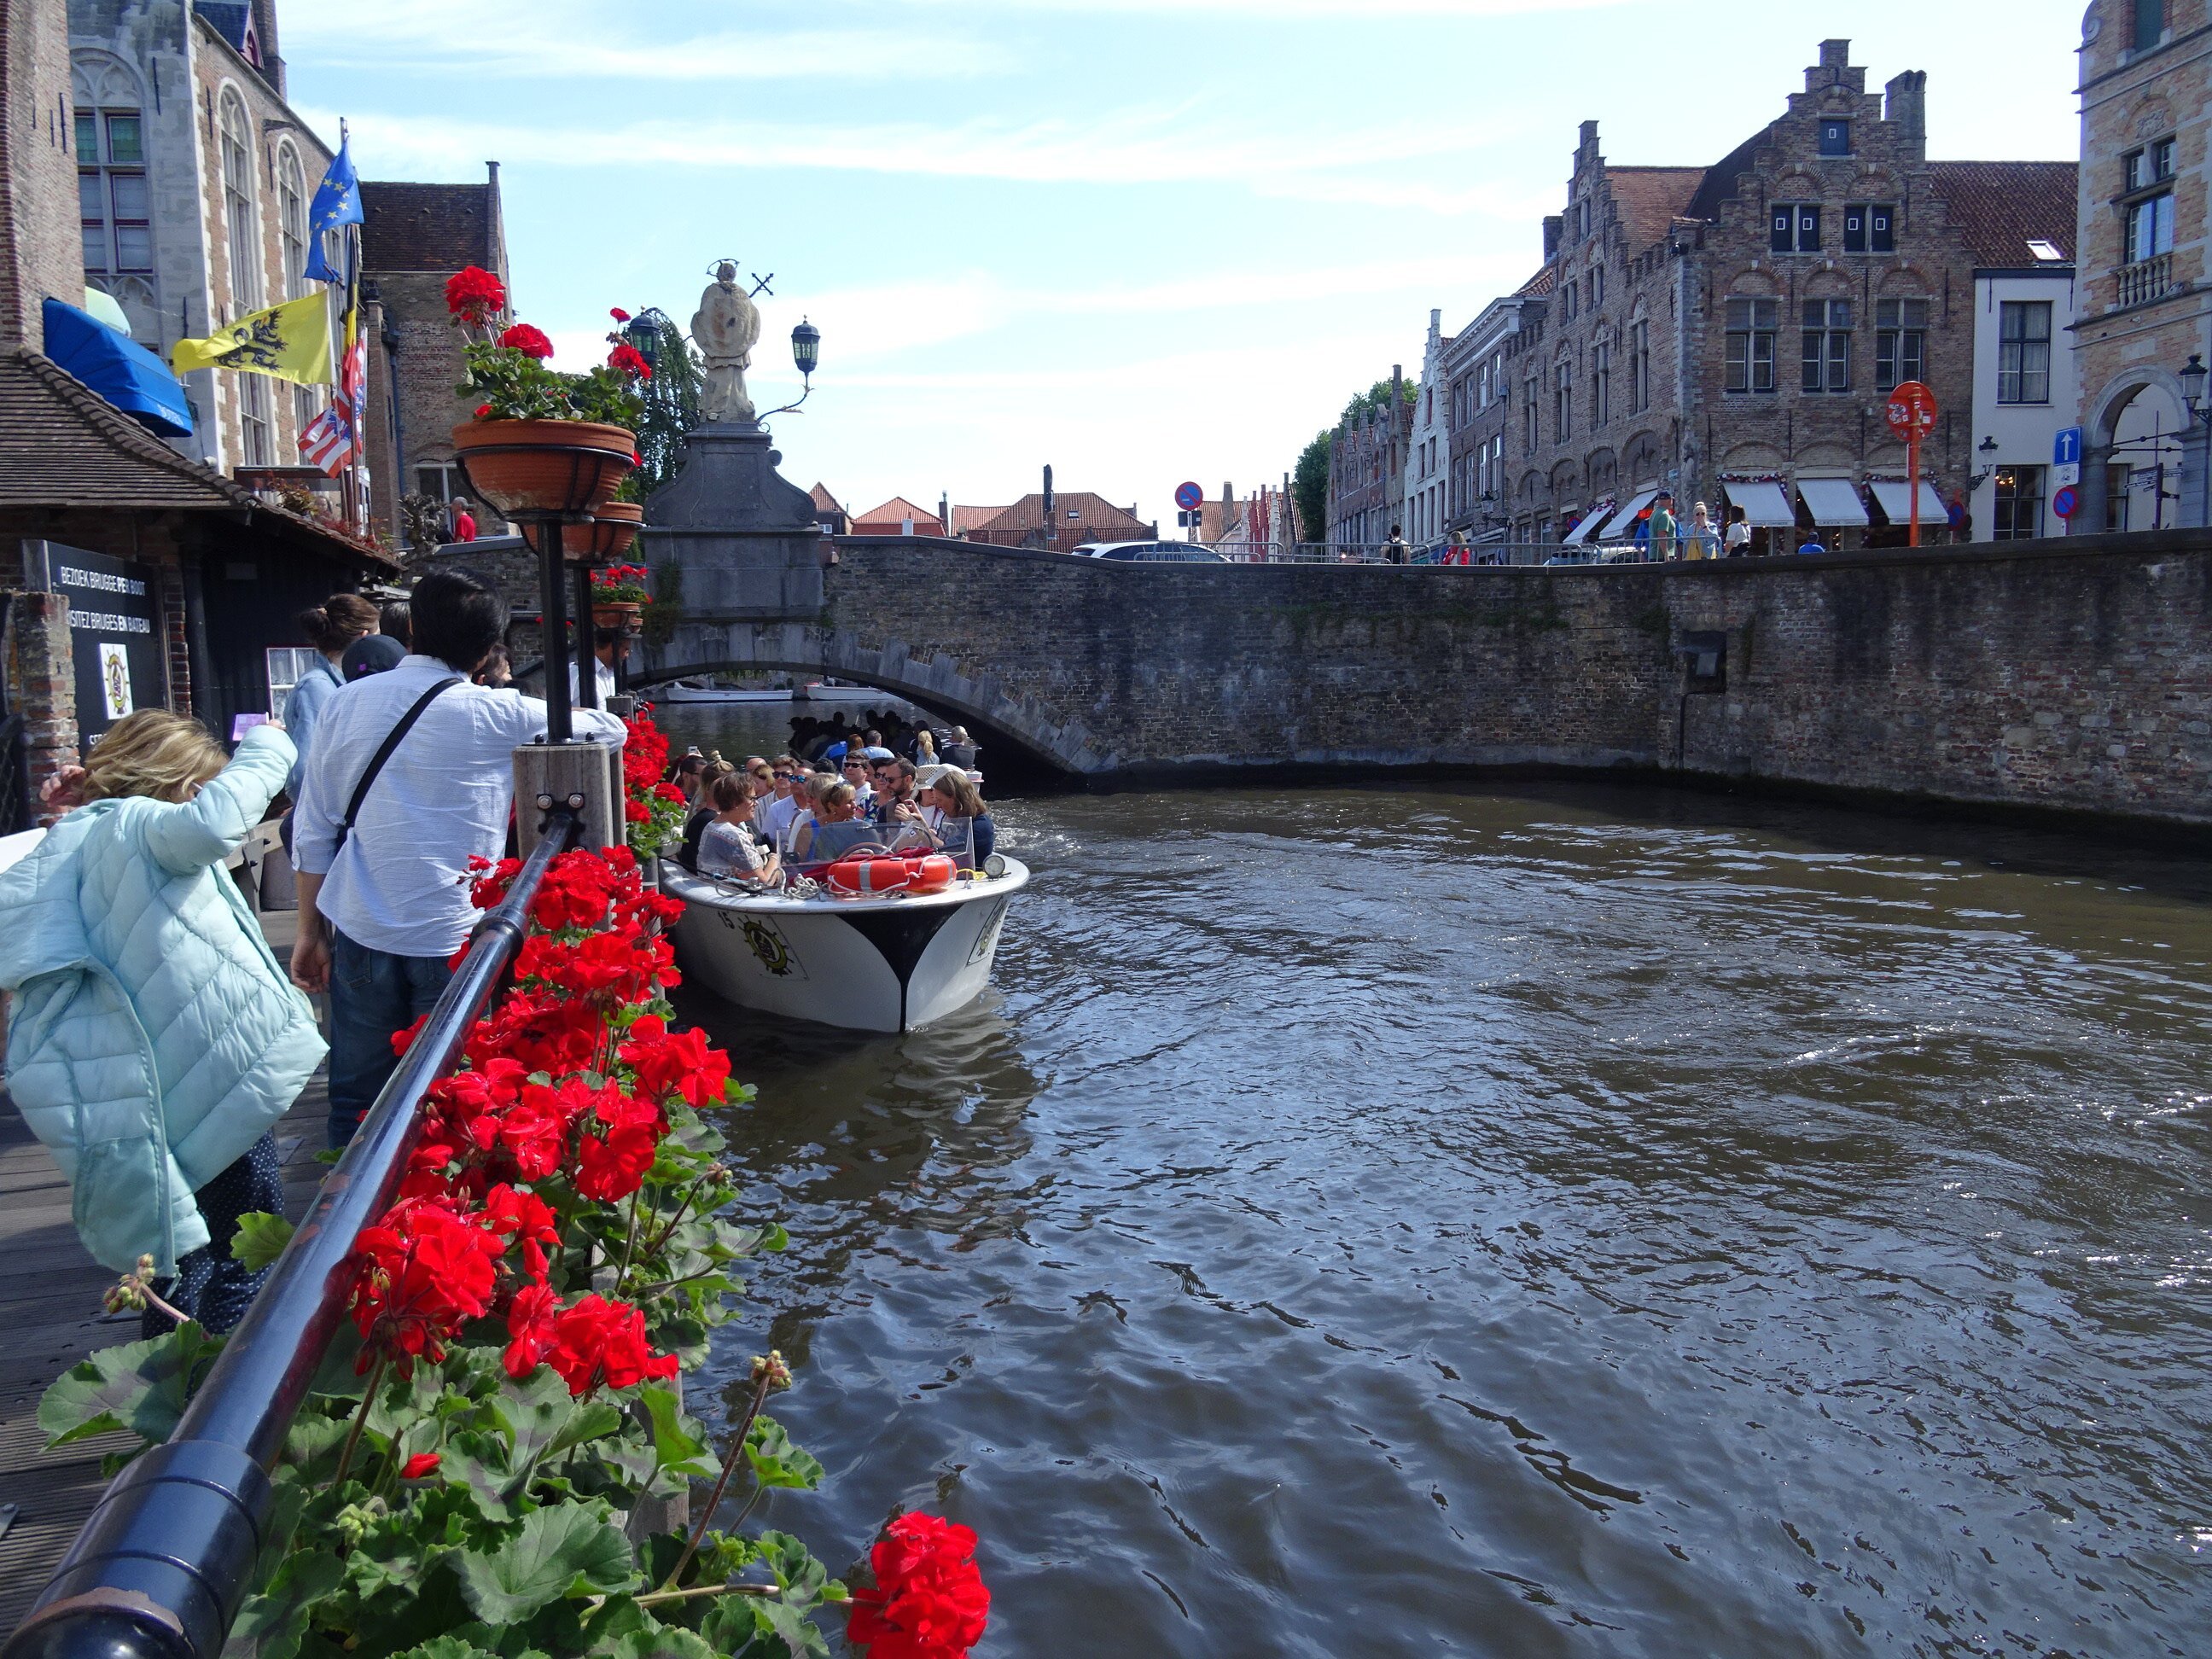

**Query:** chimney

left=938, top=492, right=948, bottom=531
left=1041, top=463, right=1054, bottom=527
left=249, top=0, right=284, bottom=94
left=1884, top=71, right=1927, bottom=150
left=1543, top=214, right=1563, bottom=263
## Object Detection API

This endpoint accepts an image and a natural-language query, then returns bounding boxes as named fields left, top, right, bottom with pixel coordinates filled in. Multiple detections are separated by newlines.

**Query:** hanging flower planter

left=519, top=498, right=645, bottom=562
left=452, top=418, right=637, bottom=520
left=443, top=267, right=653, bottom=528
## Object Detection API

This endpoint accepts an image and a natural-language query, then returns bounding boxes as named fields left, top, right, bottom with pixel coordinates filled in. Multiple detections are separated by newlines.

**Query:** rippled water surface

left=664, top=736, right=2212, bottom=1656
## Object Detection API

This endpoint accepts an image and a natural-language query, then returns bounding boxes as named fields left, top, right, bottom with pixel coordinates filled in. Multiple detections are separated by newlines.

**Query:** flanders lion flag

left=171, top=293, right=333, bottom=385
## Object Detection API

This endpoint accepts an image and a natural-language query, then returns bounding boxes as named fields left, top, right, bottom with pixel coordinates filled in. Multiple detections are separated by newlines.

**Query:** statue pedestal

left=641, top=423, right=822, bottom=625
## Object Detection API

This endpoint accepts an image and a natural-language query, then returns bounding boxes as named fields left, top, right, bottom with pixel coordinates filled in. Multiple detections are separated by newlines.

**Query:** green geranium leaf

left=599, top=1625, right=723, bottom=1659
left=230, top=1210, right=296, bottom=1271
left=637, top=1385, right=716, bottom=1481
left=38, top=1323, right=219, bottom=1448
left=454, top=1503, right=638, bottom=1622
left=753, top=1529, right=830, bottom=1610
left=760, top=1221, right=789, bottom=1253
left=389, top=1638, right=501, bottom=1659
left=494, top=1368, right=624, bottom=1484
left=743, top=1419, right=824, bottom=1494
left=279, top=1409, right=353, bottom=1483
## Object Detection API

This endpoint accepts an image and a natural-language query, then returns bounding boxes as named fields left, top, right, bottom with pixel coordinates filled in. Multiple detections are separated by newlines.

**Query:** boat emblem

left=742, top=917, right=800, bottom=978
left=965, top=899, right=1010, bottom=966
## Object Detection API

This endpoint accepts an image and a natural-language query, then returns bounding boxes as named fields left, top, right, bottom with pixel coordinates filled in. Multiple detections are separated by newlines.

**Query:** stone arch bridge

left=629, top=521, right=2212, bottom=826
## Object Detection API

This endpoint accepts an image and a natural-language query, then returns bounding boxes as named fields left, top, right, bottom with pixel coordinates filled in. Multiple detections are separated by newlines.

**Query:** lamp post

left=760, top=317, right=821, bottom=421
left=2182, top=352, right=2210, bottom=530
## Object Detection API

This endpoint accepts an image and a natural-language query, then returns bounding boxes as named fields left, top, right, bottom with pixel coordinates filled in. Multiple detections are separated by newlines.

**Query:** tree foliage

left=631, top=313, right=702, bottom=493
left=1293, top=434, right=1330, bottom=545
left=1339, top=376, right=1417, bottom=430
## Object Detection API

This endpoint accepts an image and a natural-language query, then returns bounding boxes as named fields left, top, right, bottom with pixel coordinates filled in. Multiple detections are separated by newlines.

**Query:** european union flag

left=302, top=133, right=363, bottom=283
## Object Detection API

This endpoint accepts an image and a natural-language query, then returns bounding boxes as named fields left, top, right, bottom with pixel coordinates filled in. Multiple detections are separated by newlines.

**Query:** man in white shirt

left=758, top=756, right=805, bottom=850
left=567, top=626, right=620, bottom=704
left=290, top=569, right=626, bottom=1144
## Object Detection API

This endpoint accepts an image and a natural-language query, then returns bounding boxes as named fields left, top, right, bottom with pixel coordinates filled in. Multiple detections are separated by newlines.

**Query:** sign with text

left=27, top=541, right=167, bottom=752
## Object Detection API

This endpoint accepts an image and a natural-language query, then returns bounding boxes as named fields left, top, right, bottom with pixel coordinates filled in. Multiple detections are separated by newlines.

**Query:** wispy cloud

left=301, top=102, right=1499, bottom=208
left=282, top=1, right=1015, bottom=81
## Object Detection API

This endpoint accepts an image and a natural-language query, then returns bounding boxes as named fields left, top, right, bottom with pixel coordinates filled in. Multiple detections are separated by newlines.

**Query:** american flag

left=297, top=317, right=366, bottom=476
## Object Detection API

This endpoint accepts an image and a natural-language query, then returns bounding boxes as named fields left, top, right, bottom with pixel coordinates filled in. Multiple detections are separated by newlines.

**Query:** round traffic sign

left=1884, top=381, right=1938, bottom=438
left=1173, top=480, right=1204, bottom=512
left=2052, top=483, right=2080, bottom=520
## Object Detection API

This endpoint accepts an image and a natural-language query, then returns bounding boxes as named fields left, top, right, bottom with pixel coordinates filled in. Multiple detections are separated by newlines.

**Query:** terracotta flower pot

left=593, top=600, right=644, bottom=637
left=451, top=418, right=635, bottom=521
left=522, top=499, right=644, bottom=562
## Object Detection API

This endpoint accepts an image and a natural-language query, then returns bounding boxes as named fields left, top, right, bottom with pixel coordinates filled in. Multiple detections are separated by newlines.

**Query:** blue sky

left=283, top=0, right=2085, bottom=526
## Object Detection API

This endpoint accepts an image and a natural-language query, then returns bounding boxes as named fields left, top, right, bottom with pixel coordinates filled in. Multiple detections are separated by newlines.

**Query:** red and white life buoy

left=904, top=854, right=957, bottom=894
left=826, top=858, right=913, bottom=897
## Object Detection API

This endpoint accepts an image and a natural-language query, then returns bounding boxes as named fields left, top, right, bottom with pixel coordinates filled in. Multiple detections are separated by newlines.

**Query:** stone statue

left=692, top=260, right=761, bottom=425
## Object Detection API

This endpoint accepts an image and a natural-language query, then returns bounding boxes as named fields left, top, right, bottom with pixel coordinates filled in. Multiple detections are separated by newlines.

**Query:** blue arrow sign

left=2053, top=426, right=2082, bottom=468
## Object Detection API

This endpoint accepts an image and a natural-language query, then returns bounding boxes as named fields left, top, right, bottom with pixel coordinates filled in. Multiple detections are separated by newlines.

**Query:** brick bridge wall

left=651, top=530, right=2212, bottom=826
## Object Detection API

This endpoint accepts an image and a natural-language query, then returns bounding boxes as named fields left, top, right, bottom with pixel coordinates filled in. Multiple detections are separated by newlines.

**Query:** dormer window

left=1819, top=119, right=1853, bottom=157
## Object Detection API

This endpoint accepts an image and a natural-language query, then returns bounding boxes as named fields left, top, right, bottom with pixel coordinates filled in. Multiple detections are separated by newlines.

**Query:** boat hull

left=667, top=859, right=1027, bottom=1033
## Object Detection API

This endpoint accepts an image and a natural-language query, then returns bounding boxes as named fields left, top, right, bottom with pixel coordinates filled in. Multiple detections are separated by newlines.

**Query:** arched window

left=75, top=102, right=150, bottom=275
left=277, top=144, right=308, bottom=294
left=219, top=89, right=259, bottom=308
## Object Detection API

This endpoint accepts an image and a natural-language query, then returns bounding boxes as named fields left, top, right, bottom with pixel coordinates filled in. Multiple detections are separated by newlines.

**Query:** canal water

left=660, top=704, right=2212, bottom=1658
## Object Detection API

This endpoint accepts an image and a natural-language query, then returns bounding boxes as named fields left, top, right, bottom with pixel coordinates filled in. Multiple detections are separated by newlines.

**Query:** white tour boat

left=666, top=857, right=1028, bottom=1033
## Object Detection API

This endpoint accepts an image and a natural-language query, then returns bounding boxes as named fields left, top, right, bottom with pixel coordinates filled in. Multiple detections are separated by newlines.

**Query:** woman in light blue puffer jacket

left=0, top=713, right=325, bottom=1330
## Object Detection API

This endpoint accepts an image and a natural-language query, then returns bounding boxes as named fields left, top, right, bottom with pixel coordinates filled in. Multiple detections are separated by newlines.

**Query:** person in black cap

left=340, top=633, right=408, bottom=681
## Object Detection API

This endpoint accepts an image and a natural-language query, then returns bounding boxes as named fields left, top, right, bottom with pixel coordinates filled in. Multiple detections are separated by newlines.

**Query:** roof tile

left=1926, top=161, right=2079, bottom=269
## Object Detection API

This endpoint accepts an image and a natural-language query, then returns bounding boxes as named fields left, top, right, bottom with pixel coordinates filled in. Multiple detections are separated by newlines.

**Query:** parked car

left=1070, top=541, right=1231, bottom=562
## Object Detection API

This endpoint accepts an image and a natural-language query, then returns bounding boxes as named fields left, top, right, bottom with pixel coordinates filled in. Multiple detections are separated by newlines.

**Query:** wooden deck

left=0, top=829, right=331, bottom=1639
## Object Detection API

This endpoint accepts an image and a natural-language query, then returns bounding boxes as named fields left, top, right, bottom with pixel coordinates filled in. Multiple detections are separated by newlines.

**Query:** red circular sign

left=1884, top=381, right=1938, bottom=438
left=2052, top=484, right=2080, bottom=520
left=1173, top=480, right=1204, bottom=512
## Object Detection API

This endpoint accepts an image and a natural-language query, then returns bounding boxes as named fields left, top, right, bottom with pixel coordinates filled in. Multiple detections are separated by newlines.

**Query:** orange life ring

left=826, top=858, right=912, bottom=897
left=904, top=853, right=957, bottom=894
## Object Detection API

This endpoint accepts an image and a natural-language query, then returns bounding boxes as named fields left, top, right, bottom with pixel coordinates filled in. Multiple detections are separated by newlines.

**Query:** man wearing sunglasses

left=759, top=757, right=805, bottom=851
left=870, top=757, right=923, bottom=838
left=840, top=754, right=875, bottom=813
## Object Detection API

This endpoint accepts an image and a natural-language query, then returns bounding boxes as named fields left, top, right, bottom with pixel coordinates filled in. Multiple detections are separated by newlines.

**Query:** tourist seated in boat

left=902, top=769, right=996, bottom=866
left=695, top=773, right=780, bottom=884
left=943, top=726, right=979, bottom=769
left=759, top=757, right=806, bottom=849
left=664, top=750, right=708, bottom=805
left=791, top=782, right=885, bottom=865
left=870, top=757, right=923, bottom=833
left=839, top=752, right=876, bottom=812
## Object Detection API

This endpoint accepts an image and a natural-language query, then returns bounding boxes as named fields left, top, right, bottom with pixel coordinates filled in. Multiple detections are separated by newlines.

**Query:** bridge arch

left=632, top=620, right=1110, bottom=779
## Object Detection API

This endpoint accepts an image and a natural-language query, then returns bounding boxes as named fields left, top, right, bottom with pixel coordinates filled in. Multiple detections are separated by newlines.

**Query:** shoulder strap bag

left=333, top=677, right=463, bottom=854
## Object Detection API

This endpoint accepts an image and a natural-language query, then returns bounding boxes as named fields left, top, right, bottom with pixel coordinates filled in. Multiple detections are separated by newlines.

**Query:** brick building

left=69, top=0, right=344, bottom=487
left=1326, top=365, right=1412, bottom=552
left=966, top=492, right=1151, bottom=552
left=850, top=496, right=944, bottom=537
left=2073, top=0, right=2210, bottom=533
left=358, top=169, right=511, bottom=544
left=1466, top=40, right=2043, bottom=553
left=1404, top=311, right=1452, bottom=548
left=1443, top=290, right=1538, bottom=545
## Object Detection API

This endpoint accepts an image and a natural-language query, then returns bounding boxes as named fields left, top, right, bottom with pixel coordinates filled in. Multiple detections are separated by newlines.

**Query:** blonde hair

left=80, top=710, right=228, bottom=804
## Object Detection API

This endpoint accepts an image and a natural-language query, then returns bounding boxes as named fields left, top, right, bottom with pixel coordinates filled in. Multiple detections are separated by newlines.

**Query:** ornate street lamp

left=624, top=308, right=669, bottom=370
left=2181, top=352, right=2207, bottom=417
left=761, top=316, right=823, bottom=420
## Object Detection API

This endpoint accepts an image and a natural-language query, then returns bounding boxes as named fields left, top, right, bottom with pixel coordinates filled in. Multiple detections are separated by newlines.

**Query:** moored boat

left=666, top=857, right=1028, bottom=1033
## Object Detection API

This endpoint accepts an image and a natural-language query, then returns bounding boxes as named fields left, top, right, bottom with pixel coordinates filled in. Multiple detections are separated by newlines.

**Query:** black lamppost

left=762, top=317, right=821, bottom=420
left=624, top=308, right=671, bottom=369
left=2183, top=353, right=2209, bottom=529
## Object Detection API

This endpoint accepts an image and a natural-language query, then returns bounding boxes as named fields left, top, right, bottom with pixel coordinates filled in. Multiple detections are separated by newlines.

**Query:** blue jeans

left=328, top=928, right=452, bottom=1148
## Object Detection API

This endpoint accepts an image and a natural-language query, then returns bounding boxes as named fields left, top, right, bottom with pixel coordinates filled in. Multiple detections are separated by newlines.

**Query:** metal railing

left=2, top=807, right=583, bottom=1659
left=1213, top=543, right=1627, bottom=567
left=2116, top=252, right=2174, bottom=310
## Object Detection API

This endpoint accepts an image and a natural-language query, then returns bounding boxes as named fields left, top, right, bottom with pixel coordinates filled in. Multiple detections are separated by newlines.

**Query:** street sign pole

left=1909, top=427, right=1921, bottom=548
left=1885, top=381, right=1939, bottom=549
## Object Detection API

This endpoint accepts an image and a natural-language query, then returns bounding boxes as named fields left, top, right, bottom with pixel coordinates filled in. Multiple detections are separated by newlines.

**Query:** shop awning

left=1562, top=500, right=1615, bottom=544
left=41, top=297, right=193, bottom=438
left=1797, top=477, right=1871, bottom=527
left=1598, top=489, right=1659, bottom=540
left=1867, top=480, right=1948, bottom=525
left=1722, top=480, right=1796, bottom=527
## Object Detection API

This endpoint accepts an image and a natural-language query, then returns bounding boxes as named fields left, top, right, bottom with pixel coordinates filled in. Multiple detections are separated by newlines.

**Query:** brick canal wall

left=684, top=530, right=2206, bottom=827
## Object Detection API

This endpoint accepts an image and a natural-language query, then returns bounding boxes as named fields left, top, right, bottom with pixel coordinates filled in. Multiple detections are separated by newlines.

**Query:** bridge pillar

left=639, top=423, right=822, bottom=636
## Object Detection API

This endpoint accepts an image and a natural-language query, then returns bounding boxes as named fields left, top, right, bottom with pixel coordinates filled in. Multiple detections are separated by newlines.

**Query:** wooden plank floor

left=0, top=830, right=333, bottom=1639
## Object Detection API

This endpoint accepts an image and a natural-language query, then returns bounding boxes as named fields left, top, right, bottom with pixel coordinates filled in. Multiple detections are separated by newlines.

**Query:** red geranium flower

left=445, top=265, right=507, bottom=325
left=847, top=1512, right=990, bottom=1659
left=548, top=1293, right=678, bottom=1394
left=474, top=403, right=492, bottom=418
left=610, top=306, right=632, bottom=322
left=498, top=323, right=555, bottom=359
left=401, top=1452, right=442, bottom=1480
left=606, top=342, right=653, bottom=380
left=346, top=1198, right=505, bottom=1376
left=503, top=1281, right=561, bottom=1379
left=620, top=1016, right=731, bottom=1109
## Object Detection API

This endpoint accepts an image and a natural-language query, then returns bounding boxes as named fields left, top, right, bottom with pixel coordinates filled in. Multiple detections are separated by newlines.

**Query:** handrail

left=2, top=806, right=585, bottom=1659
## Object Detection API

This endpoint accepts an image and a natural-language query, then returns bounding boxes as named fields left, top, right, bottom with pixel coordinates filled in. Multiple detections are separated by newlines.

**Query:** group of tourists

left=787, top=711, right=979, bottom=771
left=0, top=568, right=622, bottom=1334
left=667, top=731, right=996, bottom=885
